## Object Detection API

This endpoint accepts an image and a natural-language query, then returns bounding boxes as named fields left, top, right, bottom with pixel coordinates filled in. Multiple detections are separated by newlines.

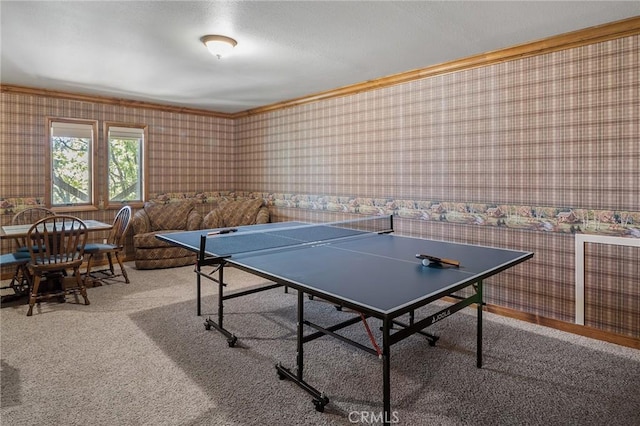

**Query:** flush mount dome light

left=201, top=34, right=237, bottom=59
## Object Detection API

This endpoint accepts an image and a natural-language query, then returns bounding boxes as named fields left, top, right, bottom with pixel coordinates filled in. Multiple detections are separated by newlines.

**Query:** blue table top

left=158, top=221, right=533, bottom=315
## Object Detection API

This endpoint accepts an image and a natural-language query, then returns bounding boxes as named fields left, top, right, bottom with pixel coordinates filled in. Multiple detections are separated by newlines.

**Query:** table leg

left=477, top=279, right=483, bottom=368
left=202, top=264, right=238, bottom=347
left=382, top=317, right=392, bottom=426
left=296, top=289, right=304, bottom=381
left=275, top=288, right=328, bottom=412
left=218, top=265, right=225, bottom=329
left=196, top=262, right=202, bottom=316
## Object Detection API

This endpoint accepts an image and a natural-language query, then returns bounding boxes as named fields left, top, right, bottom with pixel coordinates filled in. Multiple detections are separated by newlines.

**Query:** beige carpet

left=1, top=263, right=639, bottom=425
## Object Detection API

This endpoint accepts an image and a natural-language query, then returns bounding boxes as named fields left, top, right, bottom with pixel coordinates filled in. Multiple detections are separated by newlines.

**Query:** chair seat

left=0, top=252, right=31, bottom=265
left=17, top=245, right=47, bottom=253
left=84, top=243, right=118, bottom=253
left=0, top=252, right=32, bottom=297
left=32, top=256, right=83, bottom=267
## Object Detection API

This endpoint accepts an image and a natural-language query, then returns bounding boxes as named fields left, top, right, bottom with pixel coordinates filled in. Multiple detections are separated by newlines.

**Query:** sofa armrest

left=256, top=206, right=270, bottom=224
left=131, top=209, right=151, bottom=235
left=202, top=209, right=224, bottom=229
left=186, top=209, right=203, bottom=230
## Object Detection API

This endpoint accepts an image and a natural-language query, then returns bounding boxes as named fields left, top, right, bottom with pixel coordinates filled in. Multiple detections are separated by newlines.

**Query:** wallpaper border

left=5, top=192, right=636, bottom=238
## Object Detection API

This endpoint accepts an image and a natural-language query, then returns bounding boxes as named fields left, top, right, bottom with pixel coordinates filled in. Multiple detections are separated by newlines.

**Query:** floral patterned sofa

left=131, top=201, right=203, bottom=269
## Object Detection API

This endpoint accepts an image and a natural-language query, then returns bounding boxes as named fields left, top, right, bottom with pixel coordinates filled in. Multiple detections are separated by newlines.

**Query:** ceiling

left=1, top=1, right=639, bottom=114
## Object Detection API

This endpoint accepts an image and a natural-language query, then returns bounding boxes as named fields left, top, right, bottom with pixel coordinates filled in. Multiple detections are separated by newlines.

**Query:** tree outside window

left=49, top=120, right=95, bottom=206
left=107, top=125, right=146, bottom=203
left=47, top=119, right=147, bottom=209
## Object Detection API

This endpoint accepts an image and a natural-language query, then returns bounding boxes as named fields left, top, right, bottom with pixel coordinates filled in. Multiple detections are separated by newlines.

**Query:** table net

left=204, top=215, right=393, bottom=257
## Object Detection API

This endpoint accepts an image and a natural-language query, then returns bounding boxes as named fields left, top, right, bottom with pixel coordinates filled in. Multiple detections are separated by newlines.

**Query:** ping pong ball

left=422, top=259, right=431, bottom=267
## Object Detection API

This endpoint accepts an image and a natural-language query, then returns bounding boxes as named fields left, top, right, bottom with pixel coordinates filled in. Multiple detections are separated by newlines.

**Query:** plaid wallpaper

left=1, top=35, right=638, bottom=338
left=0, top=96, right=235, bottom=201
left=0, top=95, right=235, bottom=262
left=234, top=35, right=639, bottom=338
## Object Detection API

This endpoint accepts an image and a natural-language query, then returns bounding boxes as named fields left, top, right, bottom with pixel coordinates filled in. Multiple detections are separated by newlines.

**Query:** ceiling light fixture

left=201, top=35, right=237, bottom=59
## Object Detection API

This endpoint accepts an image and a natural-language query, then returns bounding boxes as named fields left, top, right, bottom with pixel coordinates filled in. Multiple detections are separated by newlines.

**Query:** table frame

left=160, top=222, right=532, bottom=426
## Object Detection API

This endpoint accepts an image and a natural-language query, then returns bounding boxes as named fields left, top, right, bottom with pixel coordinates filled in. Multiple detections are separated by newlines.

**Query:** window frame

left=103, top=122, right=148, bottom=209
left=46, top=117, right=98, bottom=212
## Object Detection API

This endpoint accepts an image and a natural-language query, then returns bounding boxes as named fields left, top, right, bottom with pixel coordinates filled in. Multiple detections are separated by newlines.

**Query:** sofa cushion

left=134, top=231, right=184, bottom=249
left=135, top=255, right=195, bottom=270
left=145, top=202, right=194, bottom=231
left=220, top=199, right=264, bottom=227
left=134, top=246, right=194, bottom=261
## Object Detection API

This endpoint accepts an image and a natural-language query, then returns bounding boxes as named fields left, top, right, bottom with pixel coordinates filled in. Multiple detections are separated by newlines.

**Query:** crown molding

left=0, top=85, right=234, bottom=120
left=232, top=15, right=640, bottom=118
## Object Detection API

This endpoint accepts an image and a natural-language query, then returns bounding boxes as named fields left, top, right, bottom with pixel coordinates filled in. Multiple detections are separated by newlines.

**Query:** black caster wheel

left=313, top=395, right=329, bottom=412
left=227, top=335, right=237, bottom=347
left=275, top=363, right=287, bottom=380
left=204, top=322, right=212, bottom=330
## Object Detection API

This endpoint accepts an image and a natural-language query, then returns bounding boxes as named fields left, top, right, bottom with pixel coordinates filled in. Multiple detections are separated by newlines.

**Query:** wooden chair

left=3, top=207, right=56, bottom=296
left=84, top=206, right=132, bottom=285
left=12, top=207, right=56, bottom=252
left=26, top=215, right=89, bottom=316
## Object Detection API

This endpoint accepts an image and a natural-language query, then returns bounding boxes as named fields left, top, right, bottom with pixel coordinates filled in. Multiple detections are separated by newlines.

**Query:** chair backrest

left=12, top=207, right=56, bottom=250
left=12, top=207, right=56, bottom=225
left=27, top=215, right=88, bottom=266
left=107, top=206, right=132, bottom=246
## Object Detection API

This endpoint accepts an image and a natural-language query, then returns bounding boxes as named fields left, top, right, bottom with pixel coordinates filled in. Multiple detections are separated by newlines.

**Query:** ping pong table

left=157, top=216, right=533, bottom=425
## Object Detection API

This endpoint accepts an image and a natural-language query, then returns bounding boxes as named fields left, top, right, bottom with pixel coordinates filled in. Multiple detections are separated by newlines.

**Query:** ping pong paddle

left=207, top=228, right=238, bottom=236
left=416, top=254, right=460, bottom=267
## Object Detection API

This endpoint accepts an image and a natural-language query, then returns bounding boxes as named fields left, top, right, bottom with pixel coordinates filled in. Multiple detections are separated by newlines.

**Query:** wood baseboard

left=482, top=303, right=640, bottom=350
left=436, top=296, right=639, bottom=350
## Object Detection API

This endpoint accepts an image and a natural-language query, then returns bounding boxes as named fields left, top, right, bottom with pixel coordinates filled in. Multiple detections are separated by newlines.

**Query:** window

left=106, top=124, right=147, bottom=204
left=46, top=119, right=147, bottom=210
left=47, top=119, right=96, bottom=206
